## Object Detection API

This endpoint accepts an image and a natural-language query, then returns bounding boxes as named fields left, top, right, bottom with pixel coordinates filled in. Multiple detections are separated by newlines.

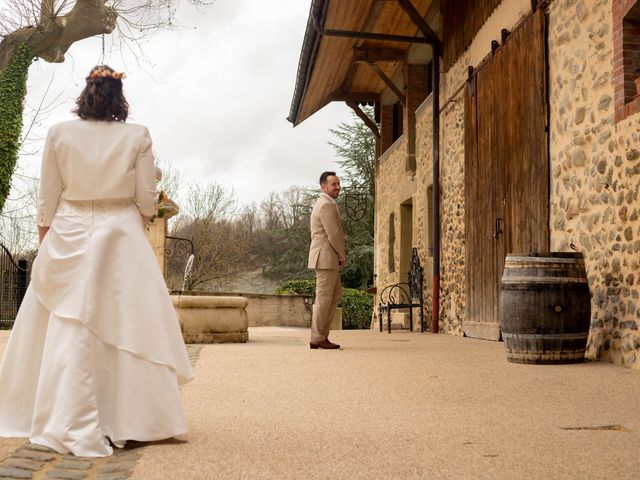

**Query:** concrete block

left=172, top=295, right=249, bottom=344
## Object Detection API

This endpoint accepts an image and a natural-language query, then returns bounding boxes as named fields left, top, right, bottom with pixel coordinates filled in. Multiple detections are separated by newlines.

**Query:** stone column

left=403, top=63, right=429, bottom=172
left=380, top=104, right=395, bottom=153
left=144, top=167, right=180, bottom=277
left=145, top=198, right=179, bottom=277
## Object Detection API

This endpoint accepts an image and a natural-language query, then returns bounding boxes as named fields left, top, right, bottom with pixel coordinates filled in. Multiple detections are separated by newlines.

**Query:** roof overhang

left=288, top=0, right=439, bottom=126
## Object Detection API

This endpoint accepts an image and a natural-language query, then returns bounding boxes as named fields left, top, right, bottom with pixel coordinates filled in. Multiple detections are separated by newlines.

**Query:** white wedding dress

left=0, top=121, right=193, bottom=457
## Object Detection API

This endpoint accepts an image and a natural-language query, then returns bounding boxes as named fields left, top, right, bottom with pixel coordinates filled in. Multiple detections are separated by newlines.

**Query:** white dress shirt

left=321, top=192, right=337, bottom=204
left=37, top=119, right=158, bottom=226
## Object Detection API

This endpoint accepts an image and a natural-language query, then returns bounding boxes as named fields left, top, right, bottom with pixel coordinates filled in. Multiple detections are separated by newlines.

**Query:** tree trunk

left=0, top=0, right=118, bottom=72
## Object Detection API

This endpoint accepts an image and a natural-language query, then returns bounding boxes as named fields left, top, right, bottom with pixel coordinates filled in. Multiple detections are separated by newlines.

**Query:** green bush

left=276, top=279, right=373, bottom=329
left=275, top=279, right=316, bottom=296
left=339, top=288, right=373, bottom=329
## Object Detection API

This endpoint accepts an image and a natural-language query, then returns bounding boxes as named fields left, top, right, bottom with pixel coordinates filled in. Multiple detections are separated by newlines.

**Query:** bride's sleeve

left=37, top=129, right=63, bottom=227
left=134, top=127, right=158, bottom=217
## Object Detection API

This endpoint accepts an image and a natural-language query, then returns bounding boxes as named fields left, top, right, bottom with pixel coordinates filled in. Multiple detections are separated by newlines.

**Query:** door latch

left=494, top=217, right=503, bottom=239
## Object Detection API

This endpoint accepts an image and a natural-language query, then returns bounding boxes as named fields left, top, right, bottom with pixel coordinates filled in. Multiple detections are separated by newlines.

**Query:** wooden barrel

left=499, top=252, right=591, bottom=364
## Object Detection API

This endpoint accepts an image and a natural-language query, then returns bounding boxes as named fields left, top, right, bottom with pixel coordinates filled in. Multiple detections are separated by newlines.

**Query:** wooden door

left=464, top=9, right=549, bottom=340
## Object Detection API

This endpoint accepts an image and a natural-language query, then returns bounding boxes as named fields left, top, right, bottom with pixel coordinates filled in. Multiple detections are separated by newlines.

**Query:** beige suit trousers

left=311, top=269, right=343, bottom=343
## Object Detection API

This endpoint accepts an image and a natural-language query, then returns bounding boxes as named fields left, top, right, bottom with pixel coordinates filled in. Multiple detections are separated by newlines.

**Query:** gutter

left=287, top=0, right=328, bottom=126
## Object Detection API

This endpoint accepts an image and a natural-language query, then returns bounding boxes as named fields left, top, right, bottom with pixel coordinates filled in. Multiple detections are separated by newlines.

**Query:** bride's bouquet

left=150, top=191, right=179, bottom=223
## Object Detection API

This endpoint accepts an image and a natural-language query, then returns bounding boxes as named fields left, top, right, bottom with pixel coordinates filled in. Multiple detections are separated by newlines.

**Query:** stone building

left=288, top=0, right=640, bottom=370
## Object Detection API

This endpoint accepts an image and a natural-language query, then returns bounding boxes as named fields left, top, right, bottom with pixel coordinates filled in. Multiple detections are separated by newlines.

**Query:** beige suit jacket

left=308, top=194, right=346, bottom=270
left=37, top=119, right=157, bottom=227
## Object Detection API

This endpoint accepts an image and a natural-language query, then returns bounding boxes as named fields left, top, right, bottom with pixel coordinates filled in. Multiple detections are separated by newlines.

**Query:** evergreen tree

left=329, top=106, right=376, bottom=289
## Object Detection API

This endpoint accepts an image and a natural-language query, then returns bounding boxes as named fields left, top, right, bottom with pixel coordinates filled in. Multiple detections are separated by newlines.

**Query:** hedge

left=276, top=279, right=372, bottom=329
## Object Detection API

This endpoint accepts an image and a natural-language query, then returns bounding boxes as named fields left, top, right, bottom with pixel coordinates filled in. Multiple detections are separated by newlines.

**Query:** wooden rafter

left=396, top=0, right=442, bottom=50
left=330, top=91, right=380, bottom=103
left=346, top=100, right=380, bottom=138
left=353, top=47, right=406, bottom=63
left=339, top=63, right=360, bottom=97
left=367, top=63, right=405, bottom=105
left=337, top=0, right=392, bottom=95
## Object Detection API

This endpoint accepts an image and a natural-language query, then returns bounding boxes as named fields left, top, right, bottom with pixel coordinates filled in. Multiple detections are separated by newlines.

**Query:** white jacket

left=37, top=119, right=157, bottom=226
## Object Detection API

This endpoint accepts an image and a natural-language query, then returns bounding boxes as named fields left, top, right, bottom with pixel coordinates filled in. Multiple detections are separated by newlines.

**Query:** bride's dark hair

left=73, top=65, right=129, bottom=122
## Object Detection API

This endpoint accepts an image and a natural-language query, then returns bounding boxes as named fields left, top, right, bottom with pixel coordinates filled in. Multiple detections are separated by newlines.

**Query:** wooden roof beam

left=346, top=100, right=380, bottom=138
left=311, top=13, right=430, bottom=44
left=367, top=63, right=405, bottom=105
left=339, top=62, right=360, bottom=96
left=396, top=0, right=442, bottom=52
left=329, top=91, right=380, bottom=103
left=353, top=47, right=406, bottom=63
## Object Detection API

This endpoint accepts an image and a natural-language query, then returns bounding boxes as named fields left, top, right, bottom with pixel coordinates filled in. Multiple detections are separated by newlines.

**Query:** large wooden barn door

left=464, top=9, right=549, bottom=340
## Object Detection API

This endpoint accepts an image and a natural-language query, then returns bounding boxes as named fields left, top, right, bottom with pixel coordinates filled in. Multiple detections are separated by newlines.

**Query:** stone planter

left=172, top=295, right=249, bottom=343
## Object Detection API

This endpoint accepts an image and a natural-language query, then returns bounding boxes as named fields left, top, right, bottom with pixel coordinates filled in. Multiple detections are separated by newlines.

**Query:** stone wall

left=431, top=92, right=467, bottom=336
left=372, top=0, right=640, bottom=368
left=414, top=98, right=435, bottom=326
left=244, top=294, right=312, bottom=328
left=434, top=0, right=640, bottom=367
left=175, top=292, right=312, bottom=328
left=414, top=94, right=466, bottom=335
left=547, top=0, right=640, bottom=369
left=375, top=135, right=412, bottom=289
left=375, top=136, right=421, bottom=328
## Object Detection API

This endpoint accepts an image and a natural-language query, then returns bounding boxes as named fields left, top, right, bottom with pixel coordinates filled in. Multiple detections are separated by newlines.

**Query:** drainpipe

left=431, top=53, right=440, bottom=334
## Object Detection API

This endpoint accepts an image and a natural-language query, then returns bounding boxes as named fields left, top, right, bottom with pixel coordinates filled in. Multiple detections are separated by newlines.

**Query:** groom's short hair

left=319, top=171, right=337, bottom=186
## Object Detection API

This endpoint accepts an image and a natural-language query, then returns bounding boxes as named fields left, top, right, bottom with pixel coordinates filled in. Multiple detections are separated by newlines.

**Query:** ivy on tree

left=0, top=43, right=33, bottom=213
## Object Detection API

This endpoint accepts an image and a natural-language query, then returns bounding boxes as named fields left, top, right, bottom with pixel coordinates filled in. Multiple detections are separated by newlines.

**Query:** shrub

left=339, top=288, right=373, bottom=329
left=275, top=279, right=316, bottom=296
left=276, top=279, right=373, bottom=329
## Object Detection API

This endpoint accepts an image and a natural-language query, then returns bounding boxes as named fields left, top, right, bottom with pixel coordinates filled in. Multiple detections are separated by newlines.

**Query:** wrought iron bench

left=378, top=247, right=425, bottom=333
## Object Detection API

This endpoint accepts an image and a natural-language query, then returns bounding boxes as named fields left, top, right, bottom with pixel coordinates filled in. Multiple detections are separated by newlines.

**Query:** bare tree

left=183, top=181, right=236, bottom=222
left=252, top=186, right=315, bottom=281
left=156, top=158, right=185, bottom=205
left=166, top=180, right=253, bottom=292
left=0, top=173, right=39, bottom=255
left=0, top=1, right=212, bottom=71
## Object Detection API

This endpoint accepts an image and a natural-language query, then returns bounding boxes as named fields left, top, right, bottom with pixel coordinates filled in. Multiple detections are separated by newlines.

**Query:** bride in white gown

left=0, top=65, right=193, bottom=457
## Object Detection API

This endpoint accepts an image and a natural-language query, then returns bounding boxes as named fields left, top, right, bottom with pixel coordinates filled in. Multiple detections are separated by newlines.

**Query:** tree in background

left=253, top=186, right=315, bottom=281
left=167, top=181, right=253, bottom=291
left=0, top=174, right=38, bottom=258
left=329, top=106, right=376, bottom=289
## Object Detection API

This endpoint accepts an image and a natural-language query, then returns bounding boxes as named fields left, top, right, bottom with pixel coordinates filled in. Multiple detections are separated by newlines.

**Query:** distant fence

left=0, top=243, right=30, bottom=329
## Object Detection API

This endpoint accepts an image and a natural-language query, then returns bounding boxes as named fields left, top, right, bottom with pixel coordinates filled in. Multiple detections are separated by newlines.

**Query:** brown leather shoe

left=310, top=339, right=340, bottom=349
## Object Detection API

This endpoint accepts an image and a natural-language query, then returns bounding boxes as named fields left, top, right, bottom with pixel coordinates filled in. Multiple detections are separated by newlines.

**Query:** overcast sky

left=16, top=0, right=353, bottom=205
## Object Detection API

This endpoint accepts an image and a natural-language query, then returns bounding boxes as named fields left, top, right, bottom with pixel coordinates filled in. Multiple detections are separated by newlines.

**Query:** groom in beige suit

left=308, top=172, right=346, bottom=349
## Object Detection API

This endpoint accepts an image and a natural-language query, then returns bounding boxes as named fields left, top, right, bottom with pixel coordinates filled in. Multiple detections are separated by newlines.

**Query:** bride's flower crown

left=89, top=67, right=126, bottom=80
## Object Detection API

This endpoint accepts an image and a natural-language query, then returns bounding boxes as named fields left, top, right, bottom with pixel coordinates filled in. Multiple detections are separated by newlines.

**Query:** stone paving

left=0, top=344, right=202, bottom=480
left=0, top=443, right=141, bottom=480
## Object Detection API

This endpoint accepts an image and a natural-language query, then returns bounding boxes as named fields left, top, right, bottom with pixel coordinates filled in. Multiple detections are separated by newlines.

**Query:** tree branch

left=0, top=0, right=117, bottom=71
left=40, top=0, right=55, bottom=24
